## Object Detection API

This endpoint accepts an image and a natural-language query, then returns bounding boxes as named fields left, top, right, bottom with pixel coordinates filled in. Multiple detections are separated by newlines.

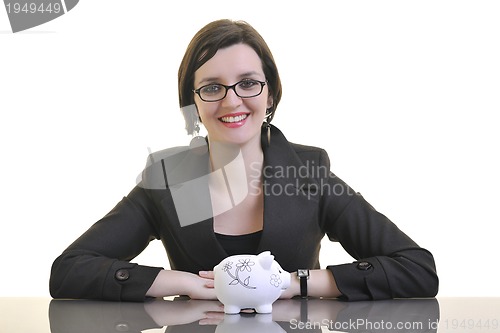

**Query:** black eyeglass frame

left=193, top=79, right=267, bottom=102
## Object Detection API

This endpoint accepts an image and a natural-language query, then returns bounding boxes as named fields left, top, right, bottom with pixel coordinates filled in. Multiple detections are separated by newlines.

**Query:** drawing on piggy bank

left=214, top=251, right=290, bottom=314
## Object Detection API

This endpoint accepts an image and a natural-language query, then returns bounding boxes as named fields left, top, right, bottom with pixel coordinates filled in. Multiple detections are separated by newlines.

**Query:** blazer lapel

left=258, top=125, right=321, bottom=268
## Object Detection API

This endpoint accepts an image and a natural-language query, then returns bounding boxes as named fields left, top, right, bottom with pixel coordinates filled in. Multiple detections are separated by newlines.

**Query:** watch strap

left=297, top=269, right=309, bottom=298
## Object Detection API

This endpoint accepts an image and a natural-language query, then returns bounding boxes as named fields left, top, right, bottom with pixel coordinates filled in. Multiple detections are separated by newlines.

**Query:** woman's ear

left=267, top=95, right=274, bottom=110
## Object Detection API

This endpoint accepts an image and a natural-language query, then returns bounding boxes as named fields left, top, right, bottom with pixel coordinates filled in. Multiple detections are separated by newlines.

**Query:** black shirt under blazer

left=50, top=125, right=438, bottom=301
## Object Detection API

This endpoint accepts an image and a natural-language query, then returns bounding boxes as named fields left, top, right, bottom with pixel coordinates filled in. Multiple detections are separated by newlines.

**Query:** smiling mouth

left=219, top=114, right=249, bottom=123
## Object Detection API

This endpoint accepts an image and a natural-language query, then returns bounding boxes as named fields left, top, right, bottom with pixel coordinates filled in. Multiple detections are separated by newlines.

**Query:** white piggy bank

left=213, top=251, right=290, bottom=314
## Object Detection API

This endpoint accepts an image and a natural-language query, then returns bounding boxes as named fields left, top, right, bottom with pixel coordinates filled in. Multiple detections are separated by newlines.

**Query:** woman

left=49, top=19, right=438, bottom=302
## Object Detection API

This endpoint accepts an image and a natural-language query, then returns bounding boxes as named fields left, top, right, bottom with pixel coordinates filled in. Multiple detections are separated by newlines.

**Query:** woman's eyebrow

left=237, top=71, right=263, bottom=79
left=197, top=71, right=264, bottom=86
left=197, top=77, right=220, bottom=86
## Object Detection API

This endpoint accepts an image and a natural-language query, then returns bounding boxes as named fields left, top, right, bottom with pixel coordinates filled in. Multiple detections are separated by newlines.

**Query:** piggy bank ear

left=258, top=251, right=274, bottom=270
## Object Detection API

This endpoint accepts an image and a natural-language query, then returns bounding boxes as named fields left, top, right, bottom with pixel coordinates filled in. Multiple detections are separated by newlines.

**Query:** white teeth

left=220, top=114, right=248, bottom=123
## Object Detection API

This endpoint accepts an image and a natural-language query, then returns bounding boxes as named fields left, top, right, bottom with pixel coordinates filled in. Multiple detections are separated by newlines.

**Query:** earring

left=262, top=108, right=273, bottom=146
left=262, top=120, right=271, bottom=146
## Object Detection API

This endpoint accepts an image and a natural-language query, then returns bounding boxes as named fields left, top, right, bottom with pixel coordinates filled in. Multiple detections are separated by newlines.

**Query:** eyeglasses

left=193, top=79, right=266, bottom=102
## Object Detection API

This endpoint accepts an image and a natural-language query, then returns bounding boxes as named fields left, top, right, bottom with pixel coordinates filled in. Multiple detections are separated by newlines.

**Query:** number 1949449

left=441, top=319, right=499, bottom=330
left=6, top=2, right=62, bottom=14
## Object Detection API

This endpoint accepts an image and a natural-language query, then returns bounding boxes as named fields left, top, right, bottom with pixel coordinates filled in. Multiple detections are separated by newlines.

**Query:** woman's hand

left=183, top=270, right=215, bottom=299
left=194, top=270, right=216, bottom=298
left=146, top=269, right=217, bottom=300
left=279, top=272, right=300, bottom=299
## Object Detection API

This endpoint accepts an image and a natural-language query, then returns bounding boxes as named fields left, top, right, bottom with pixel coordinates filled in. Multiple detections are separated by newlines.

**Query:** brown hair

left=178, top=19, right=282, bottom=134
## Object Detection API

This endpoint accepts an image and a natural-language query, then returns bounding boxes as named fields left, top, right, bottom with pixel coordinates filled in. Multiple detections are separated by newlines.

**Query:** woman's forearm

left=146, top=269, right=217, bottom=299
left=165, top=268, right=341, bottom=300
left=282, top=269, right=341, bottom=299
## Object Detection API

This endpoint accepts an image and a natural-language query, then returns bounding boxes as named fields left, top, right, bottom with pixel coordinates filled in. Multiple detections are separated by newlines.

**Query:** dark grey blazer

left=49, top=125, right=438, bottom=301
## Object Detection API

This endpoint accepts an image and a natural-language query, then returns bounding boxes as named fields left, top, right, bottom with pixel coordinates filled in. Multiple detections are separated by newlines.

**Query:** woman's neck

left=208, top=133, right=265, bottom=235
left=207, top=133, right=263, bottom=176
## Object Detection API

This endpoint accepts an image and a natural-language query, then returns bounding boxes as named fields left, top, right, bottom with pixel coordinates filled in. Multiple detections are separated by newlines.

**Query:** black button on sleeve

left=115, top=269, right=130, bottom=281
left=356, top=261, right=373, bottom=271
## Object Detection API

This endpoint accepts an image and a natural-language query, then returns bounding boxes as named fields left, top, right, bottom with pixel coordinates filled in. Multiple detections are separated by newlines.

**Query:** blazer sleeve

left=49, top=186, right=164, bottom=301
left=317, top=149, right=439, bottom=301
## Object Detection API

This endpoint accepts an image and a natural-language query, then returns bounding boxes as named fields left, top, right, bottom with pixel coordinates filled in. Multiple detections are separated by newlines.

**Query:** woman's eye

left=238, top=80, right=258, bottom=89
left=202, top=84, right=222, bottom=95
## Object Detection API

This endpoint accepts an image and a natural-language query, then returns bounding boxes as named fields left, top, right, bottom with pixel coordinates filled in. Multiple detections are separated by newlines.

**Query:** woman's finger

left=199, top=270, right=215, bottom=279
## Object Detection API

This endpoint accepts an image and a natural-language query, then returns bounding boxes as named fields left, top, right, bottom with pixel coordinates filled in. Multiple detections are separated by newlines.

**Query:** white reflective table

left=1, top=297, right=499, bottom=332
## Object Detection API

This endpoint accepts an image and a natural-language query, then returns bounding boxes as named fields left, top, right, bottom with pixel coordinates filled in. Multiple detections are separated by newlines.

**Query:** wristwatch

left=297, top=269, right=310, bottom=298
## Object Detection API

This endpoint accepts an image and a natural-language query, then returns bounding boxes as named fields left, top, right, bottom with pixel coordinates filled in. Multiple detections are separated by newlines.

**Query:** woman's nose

left=220, top=87, right=242, bottom=108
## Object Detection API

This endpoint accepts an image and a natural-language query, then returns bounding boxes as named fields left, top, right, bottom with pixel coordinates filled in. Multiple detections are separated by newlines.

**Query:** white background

left=1, top=0, right=499, bottom=297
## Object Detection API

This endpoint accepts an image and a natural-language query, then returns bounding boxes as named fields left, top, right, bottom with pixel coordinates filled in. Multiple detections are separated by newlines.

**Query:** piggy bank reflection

left=214, top=251, right=290, bottom=314
left=215, top=313, right=285, bottom=333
